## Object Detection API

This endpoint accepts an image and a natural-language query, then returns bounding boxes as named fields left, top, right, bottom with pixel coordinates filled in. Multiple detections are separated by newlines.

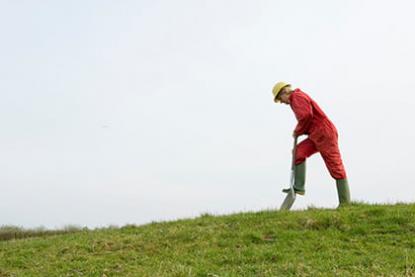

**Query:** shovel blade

left=280, top=191, right=296, bottom=210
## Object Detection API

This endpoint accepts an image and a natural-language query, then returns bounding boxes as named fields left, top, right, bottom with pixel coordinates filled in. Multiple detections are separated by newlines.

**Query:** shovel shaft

left=291, top=136, right=298, bottom=170
left=280, top=136, right=298, bottom=210
left=290, top=136, right=298, bottom=191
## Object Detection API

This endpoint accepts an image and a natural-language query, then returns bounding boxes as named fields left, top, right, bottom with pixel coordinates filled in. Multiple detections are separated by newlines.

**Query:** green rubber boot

left=282, top=162, right=306, bottom=195
left=336, top=178, right=351, bottom=207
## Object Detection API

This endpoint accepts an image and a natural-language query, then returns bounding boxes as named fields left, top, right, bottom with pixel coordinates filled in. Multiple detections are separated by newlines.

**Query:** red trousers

left=295, top=128, right=347, bottom=180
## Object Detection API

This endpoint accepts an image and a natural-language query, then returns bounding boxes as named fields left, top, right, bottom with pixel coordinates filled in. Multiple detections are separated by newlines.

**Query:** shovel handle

left=291, top=136, right=298, bottom=170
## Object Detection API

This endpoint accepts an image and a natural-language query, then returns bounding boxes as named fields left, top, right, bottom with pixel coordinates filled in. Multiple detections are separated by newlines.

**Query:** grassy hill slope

left=1, top=203, right=415, bottom=276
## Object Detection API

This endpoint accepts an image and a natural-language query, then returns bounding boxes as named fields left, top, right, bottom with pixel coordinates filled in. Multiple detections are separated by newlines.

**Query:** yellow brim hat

left=272, top=82, right=290, bottom=103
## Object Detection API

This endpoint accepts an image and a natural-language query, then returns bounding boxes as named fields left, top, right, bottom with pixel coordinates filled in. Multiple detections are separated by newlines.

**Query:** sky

left=1, top=0, right=415, bottom=229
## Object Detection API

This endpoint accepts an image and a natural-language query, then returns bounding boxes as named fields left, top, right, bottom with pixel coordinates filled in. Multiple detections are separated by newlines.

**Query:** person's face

left=277, top=86, right=291, bottom=104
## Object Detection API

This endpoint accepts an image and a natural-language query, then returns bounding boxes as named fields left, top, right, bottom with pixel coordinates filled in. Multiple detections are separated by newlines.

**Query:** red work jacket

left=289, top=88, right=337, bottom=139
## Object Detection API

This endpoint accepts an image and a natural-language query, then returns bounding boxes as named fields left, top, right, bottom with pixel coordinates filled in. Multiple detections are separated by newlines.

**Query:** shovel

left=279, top=136, right=298, bottom=210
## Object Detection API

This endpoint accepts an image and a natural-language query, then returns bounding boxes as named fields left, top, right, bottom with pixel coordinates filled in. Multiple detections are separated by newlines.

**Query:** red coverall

left=290, top=88, right=347, bottom=180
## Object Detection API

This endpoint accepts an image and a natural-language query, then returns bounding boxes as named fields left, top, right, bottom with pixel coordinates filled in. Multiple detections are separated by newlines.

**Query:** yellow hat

left=272, top=82, right=290, bottom=103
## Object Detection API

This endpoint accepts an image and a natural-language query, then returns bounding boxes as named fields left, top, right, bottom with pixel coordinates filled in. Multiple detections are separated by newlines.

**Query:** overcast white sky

left=1, top=1, right=415, bottom=229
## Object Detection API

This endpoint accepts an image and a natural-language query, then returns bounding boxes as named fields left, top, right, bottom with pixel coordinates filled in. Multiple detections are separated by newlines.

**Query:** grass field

left=1, top=203, right=415, bottom=276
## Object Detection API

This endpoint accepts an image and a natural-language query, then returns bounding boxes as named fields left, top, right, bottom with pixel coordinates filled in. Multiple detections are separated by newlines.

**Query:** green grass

left=0, top=225, right=84, bottom=242
left=1, top=203, right=415, bottom=276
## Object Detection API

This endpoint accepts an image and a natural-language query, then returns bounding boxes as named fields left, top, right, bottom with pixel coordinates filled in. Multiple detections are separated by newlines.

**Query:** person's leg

left=284, top=138, right=318, bottom=194
left=295, top=138, right=318, bottom=165
left=319, top=137, right=351, bottom=206
left=335, top=178, right=350, bottom=206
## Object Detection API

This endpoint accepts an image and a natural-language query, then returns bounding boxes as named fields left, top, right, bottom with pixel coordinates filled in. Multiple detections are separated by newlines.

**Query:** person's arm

left=291, top=94, right=313, bottom=137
